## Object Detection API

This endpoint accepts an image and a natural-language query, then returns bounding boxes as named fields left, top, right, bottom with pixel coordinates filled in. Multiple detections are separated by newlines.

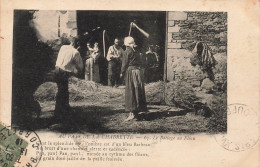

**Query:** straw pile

left=34, top=77, right=124, bottom=104
left=145, top=81, right=164, bottom=104
left=165, top=81, right=200, bottom=109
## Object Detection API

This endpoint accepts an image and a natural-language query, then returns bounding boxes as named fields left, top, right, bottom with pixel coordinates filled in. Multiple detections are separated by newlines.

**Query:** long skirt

left=85, top=58, right=100, bottom=83
left=125, top=66, right=147, bottom=115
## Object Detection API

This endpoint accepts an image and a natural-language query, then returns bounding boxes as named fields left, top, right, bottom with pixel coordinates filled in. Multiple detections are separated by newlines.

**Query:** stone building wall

left=32, top=10, right=77, bottom=42
left=32, top=10, right=78, bottom=66
left=166, top=11, right=227, bottom=87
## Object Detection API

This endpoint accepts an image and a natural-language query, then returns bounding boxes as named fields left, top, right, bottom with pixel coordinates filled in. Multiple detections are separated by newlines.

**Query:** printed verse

left=41, top=134, right=195, bottom=162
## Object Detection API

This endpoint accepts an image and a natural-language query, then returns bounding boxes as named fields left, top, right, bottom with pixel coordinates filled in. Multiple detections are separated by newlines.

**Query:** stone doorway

left=77, top=11, right=167, bottom=84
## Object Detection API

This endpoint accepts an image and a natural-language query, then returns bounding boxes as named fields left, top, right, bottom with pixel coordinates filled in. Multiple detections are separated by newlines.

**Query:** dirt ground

left=33, top=77, right=226, bottom=134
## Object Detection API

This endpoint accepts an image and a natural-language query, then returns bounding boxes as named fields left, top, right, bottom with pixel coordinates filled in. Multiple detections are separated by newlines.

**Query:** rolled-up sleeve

left=106, top=46, right=114, bottom=61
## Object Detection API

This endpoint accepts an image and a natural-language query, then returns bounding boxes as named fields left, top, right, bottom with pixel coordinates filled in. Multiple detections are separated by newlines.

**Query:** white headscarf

left=124, top=36, right=135, bottom=47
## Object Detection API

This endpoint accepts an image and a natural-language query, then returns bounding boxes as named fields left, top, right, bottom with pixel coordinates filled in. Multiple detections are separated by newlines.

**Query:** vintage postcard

left=0, top=0, right=259, bottom=166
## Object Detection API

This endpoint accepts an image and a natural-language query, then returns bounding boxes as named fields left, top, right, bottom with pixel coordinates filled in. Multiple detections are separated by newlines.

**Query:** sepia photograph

left=1, top=0, right=259, bottom=166
left=12, top=10, right=227, bottom=133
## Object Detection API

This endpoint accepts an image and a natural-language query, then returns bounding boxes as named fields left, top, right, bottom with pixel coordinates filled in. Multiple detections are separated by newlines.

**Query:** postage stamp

left=11, top=126, right=43, bottom=167
left=215, top=103, right=259, bottom=152
left=0, top=123, right=28, bottom=167
left=0, top=123, right=43, bottom=167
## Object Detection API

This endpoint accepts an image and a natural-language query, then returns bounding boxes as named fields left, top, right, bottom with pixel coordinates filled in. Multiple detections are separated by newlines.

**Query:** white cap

left=124, top=36, right=135, bottom=47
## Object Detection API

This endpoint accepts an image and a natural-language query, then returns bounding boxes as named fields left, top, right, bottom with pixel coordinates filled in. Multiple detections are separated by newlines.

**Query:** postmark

left=215, top=103, right=259, bottom=152
left=0, top=122, right=43, bottom=167
left=0, top=123, right=28, bottom=167
left=11, top=126, right=43, bottom=167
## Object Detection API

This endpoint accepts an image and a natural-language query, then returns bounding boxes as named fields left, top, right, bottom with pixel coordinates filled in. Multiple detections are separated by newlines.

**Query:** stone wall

left=33, top=10, right=77, bottom=42
left=33, top=10, right=78, bottom=67
left=166, top=11, right=227, bottom=88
